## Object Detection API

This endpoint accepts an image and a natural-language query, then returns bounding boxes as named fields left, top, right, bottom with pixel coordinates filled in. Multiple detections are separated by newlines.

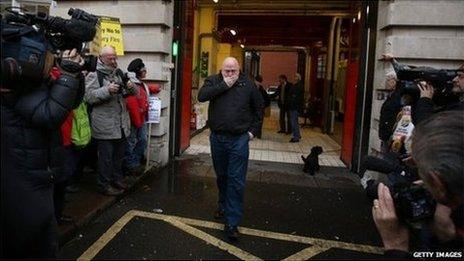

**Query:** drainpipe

left=323, top=17, right=337, bottom=134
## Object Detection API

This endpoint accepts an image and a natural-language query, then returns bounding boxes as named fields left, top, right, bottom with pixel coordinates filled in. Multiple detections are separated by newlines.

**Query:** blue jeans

left=210, top=132, right=250, bottom=227
left=125, top=124, right=148, bottom=170
left=290, top=110, right=301, bottom=140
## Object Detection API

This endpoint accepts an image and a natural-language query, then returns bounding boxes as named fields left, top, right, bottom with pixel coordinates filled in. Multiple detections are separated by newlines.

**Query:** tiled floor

left=184, top=104, right=345, bottom=167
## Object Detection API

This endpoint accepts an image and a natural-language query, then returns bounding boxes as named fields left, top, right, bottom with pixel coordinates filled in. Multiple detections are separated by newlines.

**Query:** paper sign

left=148, top=96, right=161, bottom=123
left=90, top=16, right=124, bottom=56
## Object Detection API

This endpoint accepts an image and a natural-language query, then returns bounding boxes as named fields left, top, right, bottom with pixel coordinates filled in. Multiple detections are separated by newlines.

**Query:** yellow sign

left=90, top=16, right=124, bottom=56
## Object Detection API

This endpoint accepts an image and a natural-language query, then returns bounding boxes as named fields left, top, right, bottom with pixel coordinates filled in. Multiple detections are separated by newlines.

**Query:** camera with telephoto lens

left=1, top=7, right=98, bottom=90
left=392, top=60, right=463, bottom=105
left=363, top=155, right=437, bottom=227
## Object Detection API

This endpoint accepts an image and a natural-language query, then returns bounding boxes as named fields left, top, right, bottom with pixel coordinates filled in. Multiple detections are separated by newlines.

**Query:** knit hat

left=127, top=58, right=145, bottom=73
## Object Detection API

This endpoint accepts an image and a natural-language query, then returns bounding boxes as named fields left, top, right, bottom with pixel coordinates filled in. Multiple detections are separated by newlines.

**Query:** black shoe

left=113, top=181, right=129, bottom=191
left=57, top=215, right=74, bottom=225
left=277, top=130, right=285, bottom=134
left=289, top=138, right=300, bottom=143
left=214, top=209, right=225, bottom=220
left=224, top=224, right=239, bottom=241
left=65, top=184, right=80, bottom=193
left=286, top=131, right=292, bottom=135
left=99, top=186, right=124, bottom=196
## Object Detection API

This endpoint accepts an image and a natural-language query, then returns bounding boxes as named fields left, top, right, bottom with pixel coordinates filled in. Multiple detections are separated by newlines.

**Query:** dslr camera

left=363, top=155, right=436, bottom=227
left=1, top=7, right=99, bottom=90
left=107, top=69, right=135, bottom=98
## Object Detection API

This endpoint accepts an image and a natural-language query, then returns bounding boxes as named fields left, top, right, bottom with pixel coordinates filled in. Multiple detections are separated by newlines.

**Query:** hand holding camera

left=418, top=81, right=435, bottom=99
left=108, top=82, right=120, bottom=94
left=372, top=183, right=410, bottom=251
left=59, top=49, right=84, bottom=76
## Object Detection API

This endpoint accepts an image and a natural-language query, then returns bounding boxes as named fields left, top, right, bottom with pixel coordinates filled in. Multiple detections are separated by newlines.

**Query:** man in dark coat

left=1, top=49, right=85, bottom=258
left=254, top=75, right=270, bottom=139
left=288, top=73, right=304, bottom=142
left=275, top=74, right=292, bottom=134
left=198, top=57, right=263, bottom=240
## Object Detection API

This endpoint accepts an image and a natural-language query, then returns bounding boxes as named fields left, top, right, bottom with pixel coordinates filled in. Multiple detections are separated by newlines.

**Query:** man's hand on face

left=108, top=83, right=120, bottom=94
left=224, top=74, right=239, bottom=88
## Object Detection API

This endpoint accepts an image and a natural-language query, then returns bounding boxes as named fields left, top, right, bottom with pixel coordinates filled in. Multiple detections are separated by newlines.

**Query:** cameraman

left=84, top=45, right=131, bottom=196
left=382, top=54, right=463, bottom=125
left=1, top=49, right=85, bottom=258
left=373, top=111, right=463, bottom=258
left=413, top=64, right=464, bottom=125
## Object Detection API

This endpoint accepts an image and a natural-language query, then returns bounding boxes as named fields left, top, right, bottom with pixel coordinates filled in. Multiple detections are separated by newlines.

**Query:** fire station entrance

left=172, top=0, right=377, bottom=172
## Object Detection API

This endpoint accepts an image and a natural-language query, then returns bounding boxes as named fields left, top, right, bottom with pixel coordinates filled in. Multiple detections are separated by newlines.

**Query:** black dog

left=301, top=146, right=323, bottom=175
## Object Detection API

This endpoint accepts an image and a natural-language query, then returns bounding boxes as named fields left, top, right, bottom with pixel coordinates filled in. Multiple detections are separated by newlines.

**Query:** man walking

left=198, top=57, right=263, bottom=240
left=85, top=46, right=132, bottom=196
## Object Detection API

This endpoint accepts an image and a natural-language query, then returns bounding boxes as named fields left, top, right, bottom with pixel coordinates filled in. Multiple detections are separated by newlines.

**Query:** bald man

left=198, top=57, right=264, bottom=240
left=84, top=45, right=131, bottom=196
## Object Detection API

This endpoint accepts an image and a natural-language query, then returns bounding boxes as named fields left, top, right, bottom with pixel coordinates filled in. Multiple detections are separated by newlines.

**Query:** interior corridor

left=185, top=103, right=345, bottom=167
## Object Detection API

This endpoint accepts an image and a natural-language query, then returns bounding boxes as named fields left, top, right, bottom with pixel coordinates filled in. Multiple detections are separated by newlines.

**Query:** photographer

left=1, top=49, right=85, bottom=258
left=382, top=54, right=463, bottom=125
left=85, top=45, right=132, bottom=196
left=373, top=111, right=463, bottom=258
left=413, top=65, right=464, bottom=125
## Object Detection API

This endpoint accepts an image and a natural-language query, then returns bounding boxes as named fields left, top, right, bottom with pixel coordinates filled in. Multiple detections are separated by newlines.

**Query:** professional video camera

left=1, top=7, right=99, bottom=89
left=392, top=59, right=463, bottom=105
left=363, top=155, right=436, bottom=227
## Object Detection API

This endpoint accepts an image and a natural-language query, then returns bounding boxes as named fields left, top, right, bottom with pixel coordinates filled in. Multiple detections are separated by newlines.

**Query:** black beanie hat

left=127, top=58, right=145, bottom=73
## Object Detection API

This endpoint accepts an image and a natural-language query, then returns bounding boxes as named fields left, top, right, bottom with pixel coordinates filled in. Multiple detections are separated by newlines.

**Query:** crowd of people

left=1, top=45, right=160, bottom=257
left=363, top=55, right=464, bottom=258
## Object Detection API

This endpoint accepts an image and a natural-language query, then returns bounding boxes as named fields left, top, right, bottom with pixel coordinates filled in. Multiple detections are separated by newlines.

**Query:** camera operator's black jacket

left=413, top=96, right=464, bottom=125
left=1, top=73, right=84, bottom=256
left=198, top=73, right=264, bottom=137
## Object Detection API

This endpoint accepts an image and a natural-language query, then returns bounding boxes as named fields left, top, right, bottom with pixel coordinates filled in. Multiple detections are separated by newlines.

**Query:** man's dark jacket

left=274, top=82, right=292, bottom=109
left=288, top=81, right=304, bottom=111
left=413, top=96, right=464, bottom=125
left=1, top=73, right=84, bottom=258
left=198, top=73, right=264, bottom=137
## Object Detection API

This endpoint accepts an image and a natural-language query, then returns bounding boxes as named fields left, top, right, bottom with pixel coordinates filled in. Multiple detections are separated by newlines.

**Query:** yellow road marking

left=163, top=216, right=261, bottom=260
left=283, top=246, right=331, bottom=260
left=78, top=210, right=384, bottom=260
left=78, top=210, right=137, bottom=261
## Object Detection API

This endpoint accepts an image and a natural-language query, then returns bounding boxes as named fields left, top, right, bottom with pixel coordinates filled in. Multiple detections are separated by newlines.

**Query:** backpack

left=378, top=89, right=403, bottom=142
left=71, top=102, right=91, bottom=147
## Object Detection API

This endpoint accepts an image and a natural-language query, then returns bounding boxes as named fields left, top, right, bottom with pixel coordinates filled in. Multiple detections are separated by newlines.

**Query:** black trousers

left=96, top=137, right=127, bottom=190
left=279, top=108, right=291, bottom=132
left=1, top=179, right=57, bottom=258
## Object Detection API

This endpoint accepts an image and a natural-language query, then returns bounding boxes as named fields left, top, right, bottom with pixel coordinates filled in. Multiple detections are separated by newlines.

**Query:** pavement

left=58, top=154, right=385, bottom=260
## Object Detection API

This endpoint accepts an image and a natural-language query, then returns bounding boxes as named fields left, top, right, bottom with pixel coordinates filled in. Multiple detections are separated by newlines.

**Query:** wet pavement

left=58, top=154, right=385, bottom=260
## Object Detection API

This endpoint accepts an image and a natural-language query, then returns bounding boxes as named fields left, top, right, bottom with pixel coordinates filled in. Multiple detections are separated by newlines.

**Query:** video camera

left=363, top=155, right=436, bottom=227
left=392, top=59, right=463, bottom=104
left=1, top=7, right=99, bottom=89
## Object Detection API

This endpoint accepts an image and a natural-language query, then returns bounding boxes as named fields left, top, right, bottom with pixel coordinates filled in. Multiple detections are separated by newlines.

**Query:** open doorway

left=179, top=0, right=367, bottom=169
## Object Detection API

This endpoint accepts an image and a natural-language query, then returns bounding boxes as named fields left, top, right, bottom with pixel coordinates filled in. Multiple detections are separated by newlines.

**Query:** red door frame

left=340, top=60, right=359, bottom=167
left=179, top=0, right=195, bottom=152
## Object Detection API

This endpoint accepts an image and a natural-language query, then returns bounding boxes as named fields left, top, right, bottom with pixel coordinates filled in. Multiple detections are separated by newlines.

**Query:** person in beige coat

left=85, top=46, right=131, bottom=196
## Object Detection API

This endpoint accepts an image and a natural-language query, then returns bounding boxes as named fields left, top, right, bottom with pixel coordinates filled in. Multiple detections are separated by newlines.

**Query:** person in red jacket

left=124, top=59, right=159, bottom=175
